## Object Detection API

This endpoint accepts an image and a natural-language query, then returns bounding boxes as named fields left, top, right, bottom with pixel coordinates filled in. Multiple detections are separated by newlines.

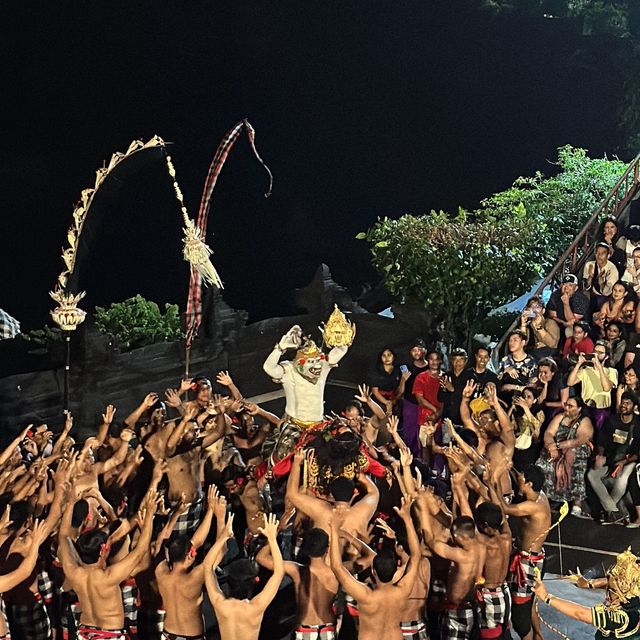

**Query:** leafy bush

left=94, top=295, right=183, bottom=351
left=22, top=325, right=64, bottom=348
left=358, top=146, right=627, bottom=345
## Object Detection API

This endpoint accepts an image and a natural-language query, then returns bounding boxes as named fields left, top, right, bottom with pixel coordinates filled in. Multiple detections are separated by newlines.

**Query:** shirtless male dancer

left=155, top=485, right=221, bottom=640
left=286, top=449, right=379, bottom=537
left=204, top=513, right=284, bottom=640
left=257, top=527, right=339, bottom=640
left=329, top=496, right=421, bottom=640
left=474, top=502, right=513, bottom=640
left=421, top=512, right=486, bottom=640
left=489, top=465, right=551, bottom=640
left=58, top=490, right=157, bottom=640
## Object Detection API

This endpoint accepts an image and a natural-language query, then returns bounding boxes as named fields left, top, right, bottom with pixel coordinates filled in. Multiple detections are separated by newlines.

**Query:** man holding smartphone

left=567, top=340, right=618, bottom=431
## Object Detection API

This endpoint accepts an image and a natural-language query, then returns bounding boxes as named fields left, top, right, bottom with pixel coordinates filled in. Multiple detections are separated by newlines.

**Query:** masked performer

left=534, top=547, right=640, bottom=639
left=262, top=307, right=355, bottom=462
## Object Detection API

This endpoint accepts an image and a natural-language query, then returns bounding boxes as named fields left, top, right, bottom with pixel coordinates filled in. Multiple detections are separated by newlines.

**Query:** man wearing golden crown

left=262, top=306, right=355, bottom=463
left=534, top=547, right=640, bottom=639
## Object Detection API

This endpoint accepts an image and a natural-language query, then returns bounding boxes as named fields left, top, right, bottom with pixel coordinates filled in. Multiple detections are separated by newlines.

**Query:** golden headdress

left=322, top=305, right=356, bottom=348
left=295, top=338, right=323, bottom=362
left=607, top=547, right=640, bottom=606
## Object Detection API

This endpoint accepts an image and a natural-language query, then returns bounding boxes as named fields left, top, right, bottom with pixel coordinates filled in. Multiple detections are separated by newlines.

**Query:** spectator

left=497, top=330, right=538, bottom=399
left=518, top=296, right=560, bottom=360
left=535, top=357, right=569, bottom=421
left=597, top=281, right=634, bottom=326
left=439, top=347, right=472, bottom=426
left=561, top=320, right=594, bottom=359
left=509, top=386, right=545, bottom=471
left=597, top=216, right=627, bottom=275
left=617, top=224, right=640, bottom=272
left=621, top=246, right=640, bottom=296
left=587, top=391, right=640, bottom=524
left=468, top=345, right=499, bottom=398
left=546, top=273, right=590, bottom=341
left=616, top=365, right=640, bottom=410
left=401, top=339, right=429, bottom=456
left=602, top=321, right=626, bottom=369
left=370, top=347, right=403, bottom=416
left=412, top=350, right=444, bottom=434
left=582, top=241, right=620, bottom=309
left=537, top=396, right=594, bottom=515
left=566, top=341, right=618, bottom=431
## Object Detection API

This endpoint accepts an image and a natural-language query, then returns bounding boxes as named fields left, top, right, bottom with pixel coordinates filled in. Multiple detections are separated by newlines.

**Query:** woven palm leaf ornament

left=50, top=136, right=168, bottom=327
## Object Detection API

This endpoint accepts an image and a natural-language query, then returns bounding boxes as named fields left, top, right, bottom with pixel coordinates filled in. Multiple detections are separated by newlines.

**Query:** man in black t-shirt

left=440, top=347, right=473, bottom=425
left=546, top=273, right=590, bottom=340
left=468, top=346, right=498, bottom=400
left=587, top=391, right=640, bottom=524
left=401, top=338, right=429, bottom=455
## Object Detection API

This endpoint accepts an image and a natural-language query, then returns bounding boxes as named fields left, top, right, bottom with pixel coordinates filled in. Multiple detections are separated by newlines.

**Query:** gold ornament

left=606, top=547, right=640, bottom=607
left=49, top=289, right=87, bottom=331
left=295, top=338, right=323, bottom=362
left=165, top=155, right=223, bottom=289
left=321, top=305, right=356, bottom=347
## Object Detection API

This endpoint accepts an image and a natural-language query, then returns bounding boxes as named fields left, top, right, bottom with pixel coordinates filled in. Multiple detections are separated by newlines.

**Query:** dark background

left=0, top=1, right=626, bottom=329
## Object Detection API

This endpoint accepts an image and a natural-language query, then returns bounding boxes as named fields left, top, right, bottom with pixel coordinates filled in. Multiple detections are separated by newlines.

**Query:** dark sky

left=0, top=1, right=625, bottom=329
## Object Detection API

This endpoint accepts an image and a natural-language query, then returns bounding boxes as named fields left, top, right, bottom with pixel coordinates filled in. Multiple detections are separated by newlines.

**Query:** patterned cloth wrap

left=160, top=633, right=205, bottom=640
left=441, top=602, right=476, bottom=640
left=76, top=626, right=127, bottom=640
left=60, top=591, right=81, bottom=640
left=137, top=609, right=165, bottom=640
left=6, top=593, right=52, bottom=640
left=120, top=579, right=138, bottom=637
left=508, top=549, right=545, bottom=604
left=294, top=622, right=336, bottom=640
left=171, top=493, right=203, bottom=537
left=400, top=618, right=429, bottom=640
left=477, top=583, right=511, bottom=639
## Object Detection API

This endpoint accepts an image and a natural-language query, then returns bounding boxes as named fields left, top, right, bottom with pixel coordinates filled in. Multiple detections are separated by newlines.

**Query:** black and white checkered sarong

left=477, top=583, right=511, bottom=639
left=6, top=596, right=51, bottom=640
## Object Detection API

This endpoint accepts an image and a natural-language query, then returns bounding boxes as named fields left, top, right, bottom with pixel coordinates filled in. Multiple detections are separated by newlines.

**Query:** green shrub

left=94, top=295, right=183, bottom=351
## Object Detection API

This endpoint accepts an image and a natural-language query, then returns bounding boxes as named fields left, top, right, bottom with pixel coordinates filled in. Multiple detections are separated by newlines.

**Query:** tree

left=358, top=146, right=627, bottom=346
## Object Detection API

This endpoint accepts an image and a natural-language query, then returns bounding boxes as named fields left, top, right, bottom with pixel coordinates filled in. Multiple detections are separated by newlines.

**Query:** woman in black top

left=371, top=347, right=402, bottom=416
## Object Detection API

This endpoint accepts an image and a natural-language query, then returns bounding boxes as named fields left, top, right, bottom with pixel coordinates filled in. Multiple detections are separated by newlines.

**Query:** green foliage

left=478, top=145, right=627, bottom=260
left=358, top=146, right=626, bottom=345
left=22, top=325, right=64, bottom=347
left=94, top=295, right=183, bottom=351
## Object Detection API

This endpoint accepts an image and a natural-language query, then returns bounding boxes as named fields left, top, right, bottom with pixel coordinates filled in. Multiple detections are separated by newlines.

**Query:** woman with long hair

left=370, top=347, right=404, bottom=416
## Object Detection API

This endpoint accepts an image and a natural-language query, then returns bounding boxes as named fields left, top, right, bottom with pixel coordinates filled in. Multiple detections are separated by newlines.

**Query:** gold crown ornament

left=49, top=289, right=87, bottom=331
left=295, top=338, right=323, bottom=362
left=606, top=547, right=640, bottom=606
left=321, top=305, right=356, bottom=348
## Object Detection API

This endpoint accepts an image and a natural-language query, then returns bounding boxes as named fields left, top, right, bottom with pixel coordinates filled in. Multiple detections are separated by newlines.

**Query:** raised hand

left=242, top=401, right=260, bottom=415
left=387, top=415, right=399, bottom=435
left=394, top=494, right=414, bottom=519
left=355, top=384, right=371, bottom=403
left=399, top=447, right=413, bottom=467
left=143, top=393, right=159, bottom=409
left=257, top=513, right=279, bottom=541
left=165, top=388, right=182, bottom=408
left=179, top=378, right=194, bottom=394
left=120, top=428, right=135, bottom=443
left=101, top=404, right=117, bottom=425
left=375, top=517, right=396, bottom=540
left=279, top=325, right=303, bottom=351
left=216, top=371, right=234, bottom=387
left=462, top=379, right=477, bottom=399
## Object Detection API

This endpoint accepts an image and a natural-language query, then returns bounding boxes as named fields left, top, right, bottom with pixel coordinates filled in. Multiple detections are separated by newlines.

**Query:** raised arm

left=105, top=490, right=157, bottom=584
left=203, top=512, right=235, bottom=606
left=190, top=485, right=217, bottom=549
left=216, top=371, right=243, bottom=401
left=250, top=514, right=285, bottom=611
left=459, top=380, right=478, bottom=430
left=264, top=326, right=303, bottom=380
left=286, top=449, right=331, bottom=526
left=394, top=496, right=421, bottom=596
left=355, top=384, right=386, bottom=421
left=329, top=517, right=371, bottom=603
left=486, top=385, right=515, bottom=455
left=124, top=394, right=157, bottom=429
left=95, top=428, right=134, bottom=475
left=350, top=471, right=380, bottom=524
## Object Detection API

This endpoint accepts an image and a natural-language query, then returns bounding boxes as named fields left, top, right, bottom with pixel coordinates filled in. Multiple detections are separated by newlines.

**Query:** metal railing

left=491, top=152, right=640, bottom=368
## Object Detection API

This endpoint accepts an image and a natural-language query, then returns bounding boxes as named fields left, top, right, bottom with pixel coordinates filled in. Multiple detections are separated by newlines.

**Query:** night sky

left=0, top=2, right=625, bottom=329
